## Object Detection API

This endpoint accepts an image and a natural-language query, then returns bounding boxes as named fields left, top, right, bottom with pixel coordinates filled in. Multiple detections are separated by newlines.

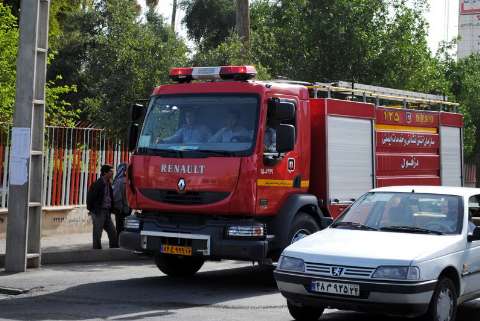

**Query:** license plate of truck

left=161, top=245, right=192, bottom=256
left=311, top=280, right=360, bottom=297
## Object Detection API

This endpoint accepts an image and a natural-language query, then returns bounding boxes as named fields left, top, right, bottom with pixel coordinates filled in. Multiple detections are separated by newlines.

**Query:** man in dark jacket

left=112, top=163, right=130, bottom=237
left=87, top=164, right=118, bottom=249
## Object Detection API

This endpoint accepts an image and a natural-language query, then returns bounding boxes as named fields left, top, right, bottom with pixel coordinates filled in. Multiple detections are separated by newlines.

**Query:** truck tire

left=425, top=277, right=457, bottom=321
left=287, top=300, right=324, bottom=321
left=288, top=212, right=320, bottom=244
left=154, top=254, right=204, bottom=277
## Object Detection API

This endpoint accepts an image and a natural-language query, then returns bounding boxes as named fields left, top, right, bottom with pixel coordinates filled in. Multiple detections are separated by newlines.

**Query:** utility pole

left=171, top=0, right=177, bottom=32
left=5, top=0, right=50, bottom=272
left=235, top=0, right=250, bottom=48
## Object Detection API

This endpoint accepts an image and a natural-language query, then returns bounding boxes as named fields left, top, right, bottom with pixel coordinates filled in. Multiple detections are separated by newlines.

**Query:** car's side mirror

left=468, top=226, right=480, bottom=242
left=128, top=103, right=146, bottom=152
left=276, top=124, right=295, bottom=153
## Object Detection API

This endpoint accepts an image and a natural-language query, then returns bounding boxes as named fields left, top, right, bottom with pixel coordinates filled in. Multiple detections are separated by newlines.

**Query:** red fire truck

left=120, top=66, right=463, bottom=276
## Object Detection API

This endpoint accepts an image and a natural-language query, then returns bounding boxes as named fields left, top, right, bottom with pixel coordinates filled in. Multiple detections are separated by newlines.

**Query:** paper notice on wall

left=11, top=127, right=31, bottom=159
left=9, top=156, right=28, bottom=185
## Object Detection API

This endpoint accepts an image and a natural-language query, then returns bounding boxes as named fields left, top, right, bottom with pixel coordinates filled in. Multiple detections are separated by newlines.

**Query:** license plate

left=161, top=244, right=192, bottom=256
left=311, top=280, right=360, bottom=297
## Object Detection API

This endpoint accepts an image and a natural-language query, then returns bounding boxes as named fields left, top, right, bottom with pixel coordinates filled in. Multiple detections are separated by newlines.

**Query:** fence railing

left=0, top=126, right=129, bottom=209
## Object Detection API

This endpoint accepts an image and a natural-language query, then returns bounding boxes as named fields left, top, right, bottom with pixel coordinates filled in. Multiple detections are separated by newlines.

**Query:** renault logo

left=177, top=178, right=186, bottom=192
left=331, top=266, right=344, bottom=277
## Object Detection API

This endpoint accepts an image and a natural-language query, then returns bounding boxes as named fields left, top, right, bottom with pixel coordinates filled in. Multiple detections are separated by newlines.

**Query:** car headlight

left=372, top=266, right=420, bottom=280
left=278, top=256, right=305, bottom=273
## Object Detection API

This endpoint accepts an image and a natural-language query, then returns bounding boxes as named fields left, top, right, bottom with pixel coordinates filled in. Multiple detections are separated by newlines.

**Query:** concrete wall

left=0, top=206, right=92, bottom=240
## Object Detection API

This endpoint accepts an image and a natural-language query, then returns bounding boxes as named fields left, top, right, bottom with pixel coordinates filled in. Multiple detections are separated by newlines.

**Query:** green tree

left=76, top=0, right=188, bottom=135
left=0, top=3, right=18, bottom=123
left=447, top=53, right=480, bottom=185
left=0, top=3, right=78, bottom=126
left=180, top=0, right=235, bottom=50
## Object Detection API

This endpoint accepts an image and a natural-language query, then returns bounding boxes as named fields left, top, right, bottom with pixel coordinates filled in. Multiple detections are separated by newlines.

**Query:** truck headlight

left=372, top=266, right=420, bottom=280
left=278, top=256, right=305, bottom=273
left=226, top=224, right=265, bottom=238
left=124, top=216, right=140, bottom=230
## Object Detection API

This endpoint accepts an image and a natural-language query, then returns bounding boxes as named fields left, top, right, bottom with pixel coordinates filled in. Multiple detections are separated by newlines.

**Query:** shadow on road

left=0, top=262, right=479, bottom=321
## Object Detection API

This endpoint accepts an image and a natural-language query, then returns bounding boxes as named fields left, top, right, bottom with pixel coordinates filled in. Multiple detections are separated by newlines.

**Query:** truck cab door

left=256, top=96, right=305, bottom=214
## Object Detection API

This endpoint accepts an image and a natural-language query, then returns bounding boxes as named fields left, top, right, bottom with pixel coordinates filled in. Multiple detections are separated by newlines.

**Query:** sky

left=145, top=0, right=460, bottom=55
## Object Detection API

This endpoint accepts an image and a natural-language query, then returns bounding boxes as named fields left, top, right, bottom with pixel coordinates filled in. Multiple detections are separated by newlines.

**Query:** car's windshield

left=333, top=192, right=464, bottom=235
left=138, top=94, right=259, bottom=157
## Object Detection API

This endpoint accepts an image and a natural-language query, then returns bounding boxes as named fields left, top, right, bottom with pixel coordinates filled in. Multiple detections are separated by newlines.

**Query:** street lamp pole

left=5, top=0, right=50, bottom=272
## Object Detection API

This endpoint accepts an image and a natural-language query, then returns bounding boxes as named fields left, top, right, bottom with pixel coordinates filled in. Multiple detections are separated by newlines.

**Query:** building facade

left=458, top=0, right=480, bottom=58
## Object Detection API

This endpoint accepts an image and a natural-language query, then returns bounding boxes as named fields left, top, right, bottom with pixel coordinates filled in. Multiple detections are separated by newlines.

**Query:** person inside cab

left=264, top=118, right=278, bottom=153
left=209, top=110, right=251, bottom=143
left=161, top=109, right=211, bottom=143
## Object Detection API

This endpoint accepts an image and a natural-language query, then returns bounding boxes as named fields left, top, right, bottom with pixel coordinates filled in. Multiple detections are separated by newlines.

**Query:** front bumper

left=274, top=270, right=436, bottom=318
left=119, top=220, right=269, bottom=261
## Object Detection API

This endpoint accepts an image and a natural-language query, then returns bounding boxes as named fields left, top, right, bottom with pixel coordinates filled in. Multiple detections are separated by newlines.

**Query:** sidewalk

left=0, top=232, right=146, bottom=267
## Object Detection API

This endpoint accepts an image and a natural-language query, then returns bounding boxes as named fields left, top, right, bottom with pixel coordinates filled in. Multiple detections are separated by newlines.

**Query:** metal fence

left=0, top=126, right=129, bottom=209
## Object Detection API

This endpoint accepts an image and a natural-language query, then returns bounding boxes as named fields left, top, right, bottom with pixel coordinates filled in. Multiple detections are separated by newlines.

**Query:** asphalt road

left=0, top=260, right=479, bottom=321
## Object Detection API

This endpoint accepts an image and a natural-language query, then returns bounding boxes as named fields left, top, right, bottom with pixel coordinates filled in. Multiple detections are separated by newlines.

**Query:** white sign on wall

left=458, top=1, right=480, bottom=58
left=461, top=0, right=480, bottom=15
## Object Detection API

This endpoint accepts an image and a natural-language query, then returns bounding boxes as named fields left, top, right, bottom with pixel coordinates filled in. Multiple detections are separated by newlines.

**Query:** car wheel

left=287, top=300, right=324, bottom=321
left=426, top=277, right=458, bottom=321
left=154, top=254, right=204, bottom=277
left=288, top=212, right=320, bottom=244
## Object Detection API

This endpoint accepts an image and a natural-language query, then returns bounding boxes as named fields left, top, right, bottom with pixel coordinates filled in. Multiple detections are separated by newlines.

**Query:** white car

left=274, top=186, right=480, bottom=321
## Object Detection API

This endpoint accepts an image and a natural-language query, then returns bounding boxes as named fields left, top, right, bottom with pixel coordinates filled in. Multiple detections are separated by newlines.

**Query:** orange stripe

left=375, top=124, right=437, bottom=134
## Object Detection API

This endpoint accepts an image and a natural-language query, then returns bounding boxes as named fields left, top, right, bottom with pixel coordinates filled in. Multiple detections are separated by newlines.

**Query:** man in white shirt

left=162, top=110, right=211, bottom=143
left=209, top=111, right=251, bottom=143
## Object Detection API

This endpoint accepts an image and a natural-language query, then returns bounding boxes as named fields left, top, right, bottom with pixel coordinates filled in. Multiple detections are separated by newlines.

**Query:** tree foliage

left=180, top=0, right=235, bottom=50
left=59, top=0, right=188, bottom=135
left=0, top=3, right=78, bottom=126
left=0, top=3, right=18, bottom=123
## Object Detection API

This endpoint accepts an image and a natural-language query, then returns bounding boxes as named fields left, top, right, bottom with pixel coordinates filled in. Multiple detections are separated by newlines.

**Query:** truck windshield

left=332, top=192, right=464, bottom=235
left=138, top=94, right=259, bottom=157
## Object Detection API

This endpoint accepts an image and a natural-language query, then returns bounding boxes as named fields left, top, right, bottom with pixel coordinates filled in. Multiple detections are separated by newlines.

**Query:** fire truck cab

left=120, top=66, right=463, bottom=277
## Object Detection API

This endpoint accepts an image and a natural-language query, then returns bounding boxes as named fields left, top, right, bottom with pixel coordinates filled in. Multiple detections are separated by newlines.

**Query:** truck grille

left=305, top=262, right=375, bottom=279
left=140, top=189, right=229, bottom=205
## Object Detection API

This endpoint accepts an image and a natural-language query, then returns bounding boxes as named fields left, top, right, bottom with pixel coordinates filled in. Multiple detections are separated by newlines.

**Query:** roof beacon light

left=169, top=65, right=257, bottom=82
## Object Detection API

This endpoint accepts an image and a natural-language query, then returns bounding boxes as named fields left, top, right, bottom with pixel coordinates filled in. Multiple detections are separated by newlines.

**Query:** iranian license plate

left=161, top=244, right=192, bottom=256
left=311, top=280, right=360, bottom=297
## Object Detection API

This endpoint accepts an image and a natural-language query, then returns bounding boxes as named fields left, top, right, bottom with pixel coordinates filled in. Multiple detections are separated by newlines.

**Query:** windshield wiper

left=331, top=221, right=378, bottom=231
left=137, top=148, right=184, bottom=158
left=193, top=149, right=233, bottom=157
left=380, top=226, right=444, bottom=235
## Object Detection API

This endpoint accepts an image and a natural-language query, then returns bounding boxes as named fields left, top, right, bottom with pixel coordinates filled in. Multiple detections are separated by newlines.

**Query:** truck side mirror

left=268, top=98, right=295, bottom=122
left=131, top=103, right=146, bottom=122
left=128, top=103, right=146, bottom=152
left=276, top=124, right=295, bottom=153
left=468, top=226, right=480, bottom=242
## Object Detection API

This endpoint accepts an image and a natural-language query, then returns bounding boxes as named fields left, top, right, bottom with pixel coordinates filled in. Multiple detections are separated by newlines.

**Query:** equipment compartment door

left=327, top=116, right=374, bottom=203
left=440, top=126, right=462, bottom=186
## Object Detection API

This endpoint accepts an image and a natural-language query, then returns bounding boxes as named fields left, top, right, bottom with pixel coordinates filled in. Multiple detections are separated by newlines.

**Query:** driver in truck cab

left=161, top=109, right=211, bottom=143
left=208, top=110, right=251, bottom=143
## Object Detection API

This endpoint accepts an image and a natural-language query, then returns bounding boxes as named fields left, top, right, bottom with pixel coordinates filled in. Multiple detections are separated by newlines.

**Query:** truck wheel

left=287, top=300, right=324, bottom=321
left=425, top=277, right=457, bottom=321
left=289, top=212, right=320, bottom=244
left=154, top=254, right=204, bottom=277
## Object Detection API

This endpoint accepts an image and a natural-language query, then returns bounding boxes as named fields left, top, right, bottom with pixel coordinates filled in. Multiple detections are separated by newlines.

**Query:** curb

left=0, top=248, right=148, bottom=268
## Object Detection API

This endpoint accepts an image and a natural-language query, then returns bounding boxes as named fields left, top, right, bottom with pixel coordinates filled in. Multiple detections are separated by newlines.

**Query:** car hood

left=283, top=228, right=464, bottom=267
